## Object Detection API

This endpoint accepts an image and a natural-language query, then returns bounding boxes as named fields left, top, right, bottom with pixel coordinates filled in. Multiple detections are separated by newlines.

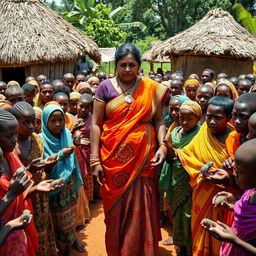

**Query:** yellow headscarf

left=33, top=107, right=42, bottom=118
left=28, top=80, right=40, bottom=90
left=0, top=100, right=12, bottom=110
left=180, top=100, right=202, bottom=119
left=184, top=79, right=200, bottom=89
left=70, top=92, right=81, bottom=100
left=7, top=80, right=20, bottom=87
left=44, top=101, right=61, bottom=108
left=216, top=79, right=238, bottom=100
left=75, top=82, right=92, bottom=93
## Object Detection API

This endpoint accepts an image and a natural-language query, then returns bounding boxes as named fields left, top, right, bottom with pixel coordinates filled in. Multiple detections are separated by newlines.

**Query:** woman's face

left=116, top=53, right=139, bottom=83
left=185, top=84, right=198, bottom=101
left=215, top=85, right=232, bottom=99
left=179, top=109, right=198, bottom=132
left=40, top=84, right=54, bottom=104
left=47, top=111, right=65, bottom=136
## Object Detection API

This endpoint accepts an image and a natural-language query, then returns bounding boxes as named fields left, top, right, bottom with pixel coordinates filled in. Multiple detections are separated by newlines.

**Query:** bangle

left=160, top=144, right=167, bottom=154
left=90, top=161, right=101, bottom=168
left=90, top=153, right=99, bottom=156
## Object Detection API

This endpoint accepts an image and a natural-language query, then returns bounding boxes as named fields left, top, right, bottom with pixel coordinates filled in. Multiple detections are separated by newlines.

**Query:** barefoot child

left=40, top=104, right=84, bottom=255
left=12, top=101, right=57, bottom=256
left=196, top=84, right=214, bottom=125
left=203, top=139, right=256, bottom=256
left=161, top=101, right=202, bottom=255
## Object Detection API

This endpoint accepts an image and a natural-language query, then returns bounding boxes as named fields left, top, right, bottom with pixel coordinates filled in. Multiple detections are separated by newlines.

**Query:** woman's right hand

left=92, top=165, right=105, bottom=186
left=212, top=191, right=237, bottom=210
left=8, top=172, right=31, bottom=198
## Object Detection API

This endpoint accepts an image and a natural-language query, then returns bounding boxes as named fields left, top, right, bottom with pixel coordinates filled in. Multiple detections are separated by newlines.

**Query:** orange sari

left=65, top=113, right=75, bottom=131
left=0, top=152, right=38, bottom=256
left=177, top=123, right=233, bottom=256
left=225, top=130, right=241, bottom=158
left=100, top=77, right=167, bottom=214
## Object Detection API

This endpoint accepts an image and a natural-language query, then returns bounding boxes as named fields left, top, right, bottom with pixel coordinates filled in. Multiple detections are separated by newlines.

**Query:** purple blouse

left=95, top=79, right=119, bottom=103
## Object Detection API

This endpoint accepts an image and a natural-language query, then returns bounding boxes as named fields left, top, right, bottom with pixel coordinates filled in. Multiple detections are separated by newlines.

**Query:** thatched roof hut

left=152, top=8, right=256, bottom=78
left=0, top=0, right=101, bottom=83
left=142, top=41, right=169, bottom=63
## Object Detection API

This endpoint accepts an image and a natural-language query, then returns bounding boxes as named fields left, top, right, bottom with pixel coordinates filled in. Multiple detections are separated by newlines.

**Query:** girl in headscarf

left=160, top=101, right=202, bottom=255
left=33, top=107, right=42, bottom=133
left=215, top=79, right=238, bottom=100
left=184, top=79, right=200, bottom=101
left=39, top=104, right=84, bottom=255
left=75, top=82, right=92, bottom=95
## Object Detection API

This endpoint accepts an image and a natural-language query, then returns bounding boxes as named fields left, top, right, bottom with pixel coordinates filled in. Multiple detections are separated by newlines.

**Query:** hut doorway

left=2, top=67, right=25, bottom=85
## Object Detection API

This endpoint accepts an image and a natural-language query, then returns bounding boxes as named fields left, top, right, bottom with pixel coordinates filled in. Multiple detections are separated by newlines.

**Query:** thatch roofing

left=0, top=0, right=101, bottom=66
left=142, top=41, right=169, bottom=63
left=152, top=8, right=256, bottom=60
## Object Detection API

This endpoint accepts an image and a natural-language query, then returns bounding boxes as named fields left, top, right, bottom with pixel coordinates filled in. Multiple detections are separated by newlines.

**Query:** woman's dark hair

left=208, top=96, right=234, bottom=116
left=54, top=85, right=70, bottom=97
left=40, top=80, right=53, bottom=90
left=115, top=43, right=141, bottom=67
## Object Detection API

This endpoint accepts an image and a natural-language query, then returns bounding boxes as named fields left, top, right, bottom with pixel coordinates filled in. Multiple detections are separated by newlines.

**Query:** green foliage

left=62, top=0, right=127, bottom=47
left=232, top=3, right=256, bottom=34
left=134, top=35, right=159, bottom=53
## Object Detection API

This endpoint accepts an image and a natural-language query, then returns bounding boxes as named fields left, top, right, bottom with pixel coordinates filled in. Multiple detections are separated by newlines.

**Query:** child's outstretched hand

left=7, top=213, right=32, bottom=231
left=203, top=168, right=230, bottom=184
left=8, top=171, right=30, bottom=198
left=61, top=146, right=75, bottom=158
left=202, top=220, right=238, bottom=244
left=35, top=180, right=63, bottom=193
left=212, top=191, right=238, bottom=210
left=27, top=158, right=45, bottom=173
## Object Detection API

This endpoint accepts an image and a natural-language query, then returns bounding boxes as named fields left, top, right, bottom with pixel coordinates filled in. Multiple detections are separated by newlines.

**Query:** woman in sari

left=177, top=96, right=234, bottom=256
left=91, top=43, right=168, bottom=256
left=160, top=101, right=202, bottom=255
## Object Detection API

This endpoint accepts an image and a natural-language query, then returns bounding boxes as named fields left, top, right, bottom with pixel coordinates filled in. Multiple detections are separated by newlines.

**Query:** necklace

left=117, top=76, right=139, bottom=104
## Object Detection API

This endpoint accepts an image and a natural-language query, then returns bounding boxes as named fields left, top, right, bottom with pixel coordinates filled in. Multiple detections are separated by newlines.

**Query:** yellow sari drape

left=177, top=122, right=233, bottom=256
left=100, top=77, right=167, bottom=214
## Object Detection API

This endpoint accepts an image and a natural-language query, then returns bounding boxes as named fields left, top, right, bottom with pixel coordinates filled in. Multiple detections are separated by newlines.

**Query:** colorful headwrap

left=28, top=80, right=40, bottom=90
left=7, top=80, right=20, bottom=87
left=44, top=101, right=61, bottom=108
left=87, top=76, right=99, bottom=85
left=216, top=79, right=238, bottom=100
left=180, top=100, right=202, bottom=118
left=170, top=95, right=191, bottom=105
left=0, top=94, right=5, bottom=100
left=33, top=107, right=42, bottom=118
left=184, top=79, right=200, bottom=89
left=75, top=82, right=92, bottom=93
left=0, top=100, right=12, bottom=110
left=70, top=92, right=81, bottom=100
left=188, top=73, right=200, bottom=81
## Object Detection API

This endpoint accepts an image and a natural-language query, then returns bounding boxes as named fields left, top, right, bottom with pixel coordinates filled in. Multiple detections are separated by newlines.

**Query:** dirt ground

left=72, top=201, right=176, bottom=256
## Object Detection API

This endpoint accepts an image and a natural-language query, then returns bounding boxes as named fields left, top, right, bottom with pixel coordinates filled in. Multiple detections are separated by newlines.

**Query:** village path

left=72, top=201, right=176, bottom=256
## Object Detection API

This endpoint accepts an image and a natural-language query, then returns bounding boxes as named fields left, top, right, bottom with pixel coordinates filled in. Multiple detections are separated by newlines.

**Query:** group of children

left=0, top=67, right=256, bottom=256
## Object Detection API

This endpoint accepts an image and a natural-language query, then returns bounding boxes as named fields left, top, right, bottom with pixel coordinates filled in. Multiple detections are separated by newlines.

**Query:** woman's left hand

left=35, top=180, right=63, bottom=193
left=151, top=148, right=166, bottom=167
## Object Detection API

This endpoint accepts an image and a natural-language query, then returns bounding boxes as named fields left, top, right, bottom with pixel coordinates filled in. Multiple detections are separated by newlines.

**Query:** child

left=170, top=79, right=183, bottom=97
left=40, top=104, right=84, bottom=255
left=215, top=80, right=238, bottom=100
left=203, top=139, right=256, bottom=256
left=68, top=92, right=81, bottom=117
left=53, top=92, right=75, bottom=131
left=161, top=101, right=202, bottom=255
left=74, top=94, right=94, bottom=201
left=33, top=107, right=42, bottom=133
left=0, top=81, right=7, bottom=96
left=13, top=101, right=57, bottom=256
left=177, top=96, right=234, bottom=256
left=34, top=81, right=54, bottom=109
left=196, top=84, right=214, bottom=124
left=237, top=79, right=252, bottom=96
left=184, top=79, right=200, bottom=101
left=22, top=83, right=36, bottom=106
left=5, top=86, right=25, bottom=105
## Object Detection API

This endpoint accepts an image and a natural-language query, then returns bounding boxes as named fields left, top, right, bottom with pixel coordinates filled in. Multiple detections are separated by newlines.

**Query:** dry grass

left=0, top=0, right=101, bottom=66
left=152, top=8, right=256, bottom=60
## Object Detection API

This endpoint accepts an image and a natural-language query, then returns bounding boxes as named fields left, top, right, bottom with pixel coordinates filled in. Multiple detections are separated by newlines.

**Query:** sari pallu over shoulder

left=100, top=78, right=167, bottom=214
